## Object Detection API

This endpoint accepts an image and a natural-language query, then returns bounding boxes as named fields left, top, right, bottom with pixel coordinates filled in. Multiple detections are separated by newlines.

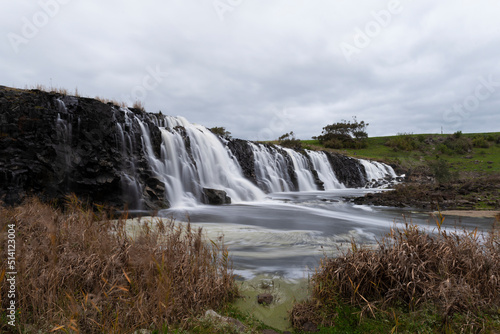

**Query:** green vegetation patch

left=302, top=132, right=500, bottom=175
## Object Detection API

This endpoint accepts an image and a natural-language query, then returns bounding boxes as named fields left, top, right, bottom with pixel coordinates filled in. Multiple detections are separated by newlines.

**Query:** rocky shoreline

left=352, top=172, right=500, bottom=212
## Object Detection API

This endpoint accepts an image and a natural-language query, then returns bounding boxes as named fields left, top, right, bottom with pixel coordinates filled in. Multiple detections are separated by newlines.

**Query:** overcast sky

left=2, top=1, right=500, bottom=140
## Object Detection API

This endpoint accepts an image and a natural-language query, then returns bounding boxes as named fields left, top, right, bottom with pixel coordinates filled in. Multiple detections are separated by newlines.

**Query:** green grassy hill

left=301, top=132, right=500, bottom=174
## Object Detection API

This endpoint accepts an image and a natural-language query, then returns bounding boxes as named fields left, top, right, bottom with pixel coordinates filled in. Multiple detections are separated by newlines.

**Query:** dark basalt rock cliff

left=226, top=139, right=257, bottom=184
left=326, top=152, right=367, bottom=188
left=0, top=86, right=165, bottom=209
left=1, top=86, right=374, bottom=209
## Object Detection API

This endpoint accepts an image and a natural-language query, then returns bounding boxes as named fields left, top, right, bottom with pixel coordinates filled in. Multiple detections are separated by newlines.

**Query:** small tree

left=209, top=126, right=232, bottom=140
left=314, top=117, right=368, bottom=149
left=428, top=159, right=457, bottom=184
left=278, top=131, right=302, bottom=150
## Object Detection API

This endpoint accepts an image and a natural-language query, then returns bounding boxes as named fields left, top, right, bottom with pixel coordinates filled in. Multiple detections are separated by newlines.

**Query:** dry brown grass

left=291, top=216, right=500, bottom=330
left=0, top=197, right=237, bottom=333
left=94, top=96, right=128, bottom=108
left=132, top=100, right=145, bottom=111
left=20, top=84, right=139, bottom=110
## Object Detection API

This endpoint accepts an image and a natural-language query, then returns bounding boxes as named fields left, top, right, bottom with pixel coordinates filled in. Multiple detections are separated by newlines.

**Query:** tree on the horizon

left=314, top=117, right=369, bottom=149
left=278, top=131, right=302, bottom=150
left=209, top=126, right=232, bottom=140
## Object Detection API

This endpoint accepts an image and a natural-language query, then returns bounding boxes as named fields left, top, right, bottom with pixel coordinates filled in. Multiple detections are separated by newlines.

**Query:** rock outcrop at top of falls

left=0, top=86, right=396, bottom=210
left=0, top=86, right=165, bottom=209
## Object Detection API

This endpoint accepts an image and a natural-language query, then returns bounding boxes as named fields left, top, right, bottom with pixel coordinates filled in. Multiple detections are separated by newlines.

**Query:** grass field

left=300, top=132, right=500, bottom=174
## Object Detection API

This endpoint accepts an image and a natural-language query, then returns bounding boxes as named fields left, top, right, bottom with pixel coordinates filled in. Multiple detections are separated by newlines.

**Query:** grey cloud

left=1, top=1, right=499, bottom=140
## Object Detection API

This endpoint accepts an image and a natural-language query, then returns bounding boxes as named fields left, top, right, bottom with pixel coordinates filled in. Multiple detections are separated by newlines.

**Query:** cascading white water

left=306, top=150, right=345, bottom=190
left=249, top=143, right=294, bottom=193
left=55, top=99, right=72, bottom=171
left=118, top=110, right=398, bottom=207
left=282, top=148, right=318, bottom=191
left=136, top=115, right=265, bottom=207
left=115, top=113, right=143, bottom=209
left=359, top=159, right=397, bottom=181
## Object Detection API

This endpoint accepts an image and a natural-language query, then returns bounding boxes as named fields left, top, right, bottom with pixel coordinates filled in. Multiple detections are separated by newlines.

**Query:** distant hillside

left=300, top=132, right=500, bottom=211
left=301, top=132, right=500, bottom=175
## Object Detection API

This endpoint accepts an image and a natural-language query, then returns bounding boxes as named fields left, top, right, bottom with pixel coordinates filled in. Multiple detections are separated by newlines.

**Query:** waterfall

left=54, top=99, right=73, bottom=184
left=306, top=150, right=345, bottom=190
left=249, top=142, right=295, bottom=193
left=359, top=159, right=397, bottom=181
left=116, top=110, right=398, bottom=208
left=115, top=110, right=143, bottom=209
left=282, top=148, right=318, bottom=191
left=136, top=115, right=265, bottom=207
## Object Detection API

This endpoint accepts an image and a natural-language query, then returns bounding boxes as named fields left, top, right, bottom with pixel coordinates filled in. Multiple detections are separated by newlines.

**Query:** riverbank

left=0, top=198, right=240, bottom=333
left=352, top=173, right=500, bottom=212
left=438, top=210, right=500, bottom=218
left=2, top=197, right=499, bottom=333
left=290, top=218, right=500, bottom=333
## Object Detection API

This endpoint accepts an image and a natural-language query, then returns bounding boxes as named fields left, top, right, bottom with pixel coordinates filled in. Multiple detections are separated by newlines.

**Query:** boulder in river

left=202, top=188, right=231, bottom=205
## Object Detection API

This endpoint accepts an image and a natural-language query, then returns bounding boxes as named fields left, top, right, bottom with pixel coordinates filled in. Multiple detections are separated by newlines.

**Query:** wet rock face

left=202, top=188, right=231, bottom=205
left=225, top=140, right=368, bottom=192
left=0, top=86, right=165, bottom=209
left=325, top=152, right=367, bottom=188
left=226, top=138, right=257, bottom=184
left=0, top=86, right=372, bottom=209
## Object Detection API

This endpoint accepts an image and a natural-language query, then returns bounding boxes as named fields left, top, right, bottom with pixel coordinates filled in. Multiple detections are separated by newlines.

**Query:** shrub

left=436, top=143, right=453, bottom=155
left=278, top=131, right=302, bottom=150
left=209, top=126, right=232, bottom=140
left=485, top=134, right=496, bottom=142
left=0, top=198, right=237, bottom=333
left=428, top=159, right=456, bottom=184
left=442, top=136, right=472, bottom=155
left=385, top=133, right=419, bottom=151
left=473, top=136, right=490, bottom=148
left=291, top=221, right=500, bottom=332
left=453, top=130, right=463, bottom=139
left=323, top=138, right=344, bottom=149
left=315, top=117, right=369, bottom=149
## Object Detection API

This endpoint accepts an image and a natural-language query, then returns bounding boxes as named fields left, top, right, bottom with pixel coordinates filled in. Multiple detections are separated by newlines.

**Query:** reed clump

left=291, top=217, right=500, bottom=332
left=0, top=197, right=237, bottom=333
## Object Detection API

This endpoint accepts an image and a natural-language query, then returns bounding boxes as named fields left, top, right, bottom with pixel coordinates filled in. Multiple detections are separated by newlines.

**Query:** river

left=156, top=189, right=495, bottom=280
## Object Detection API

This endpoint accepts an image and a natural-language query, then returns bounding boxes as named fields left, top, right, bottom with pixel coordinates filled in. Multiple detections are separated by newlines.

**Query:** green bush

left=437, top=143, right=453, bottom=155
left=324, top=138, right=344, bottom=149
left=486, top=134, right=496, bottom=142
left=473, top=136, right=490, bottom=148
left=278, top=131, right=302, bottom=150
left=385, top=133, right=419, bottom=151
left=209, top=126, right=232, bottom=140
left=315, top=117, right=369, bottom=149
left=442, top=136, right=472, bottom=154
left=428, top=159, right=456, bottom=183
